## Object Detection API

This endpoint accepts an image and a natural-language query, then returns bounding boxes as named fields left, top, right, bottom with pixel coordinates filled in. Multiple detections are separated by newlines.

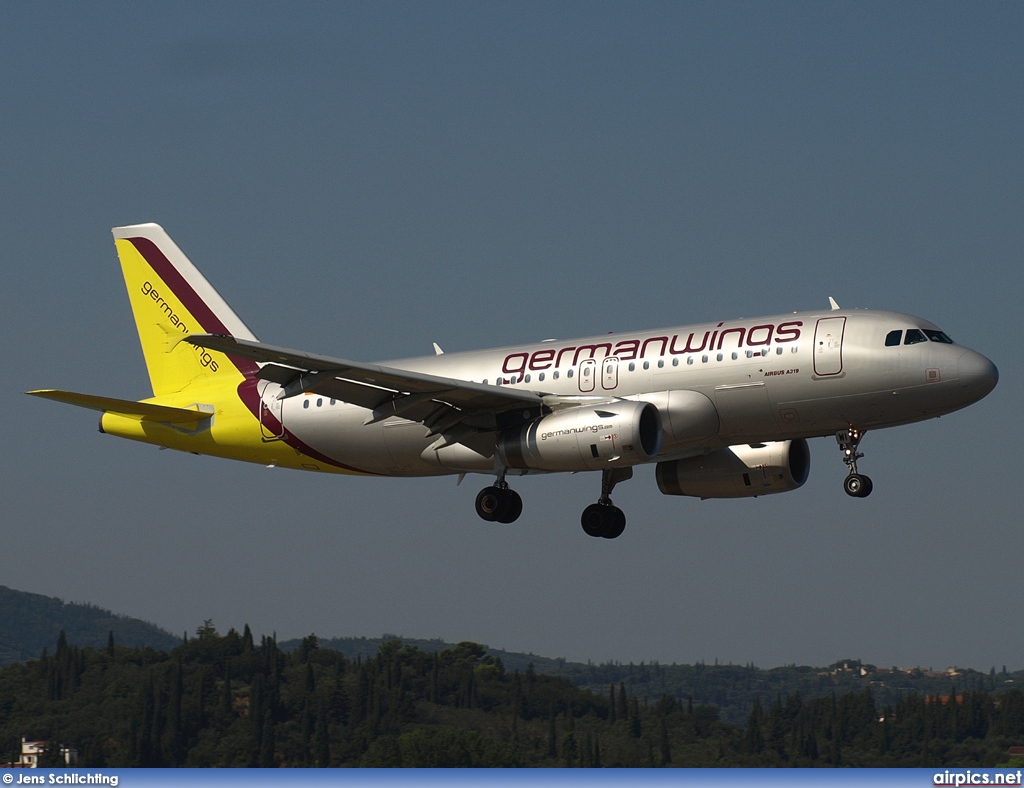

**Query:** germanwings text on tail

left=29, top=224, right=998, bottom=539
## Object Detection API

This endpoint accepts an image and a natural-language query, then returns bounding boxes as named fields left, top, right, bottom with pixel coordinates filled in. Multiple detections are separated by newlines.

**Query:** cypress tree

left=617, top=682, right=628, bottom=722
left=259, top=710, right=275, bottom=767
left=561, top=712, right=577, bottom=769
left=628, top=696, right=642, bottom=739
left=222, top=663, right=232, bottom=716
left=743, top=697, right=765, bottom=754
left=166, top=659, right=183, bottom=764
left=314, top=702, right=330, bottom=767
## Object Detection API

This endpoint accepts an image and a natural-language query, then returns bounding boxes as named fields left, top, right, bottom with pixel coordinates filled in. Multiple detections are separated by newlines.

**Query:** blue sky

left=2, top=2, right=1021, bottom=670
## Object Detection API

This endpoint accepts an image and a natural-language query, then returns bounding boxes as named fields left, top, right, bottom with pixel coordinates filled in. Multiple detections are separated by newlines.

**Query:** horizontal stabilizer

left=26, top=390, right=209, bottom=424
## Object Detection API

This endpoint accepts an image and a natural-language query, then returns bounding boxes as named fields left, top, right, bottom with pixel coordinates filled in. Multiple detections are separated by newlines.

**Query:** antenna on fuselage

left=828, top=296, right=841, bottom=310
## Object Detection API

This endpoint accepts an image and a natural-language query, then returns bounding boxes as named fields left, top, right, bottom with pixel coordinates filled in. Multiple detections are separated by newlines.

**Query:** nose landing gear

left=836, top=428, right=873, bottom=498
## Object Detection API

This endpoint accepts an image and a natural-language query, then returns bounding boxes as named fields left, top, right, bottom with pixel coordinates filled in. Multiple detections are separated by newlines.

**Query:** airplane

left=28, top=223, right=998, bottom=539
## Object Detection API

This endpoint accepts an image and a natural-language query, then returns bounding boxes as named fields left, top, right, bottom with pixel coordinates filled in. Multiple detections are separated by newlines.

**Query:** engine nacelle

left=656, top=439, right=810, bottom=499
left=498, top=401, right=662, bottom=472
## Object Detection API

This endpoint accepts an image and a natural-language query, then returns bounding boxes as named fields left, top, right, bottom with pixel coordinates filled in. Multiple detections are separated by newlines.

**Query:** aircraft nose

left=957, top=350, right=998, bottom=401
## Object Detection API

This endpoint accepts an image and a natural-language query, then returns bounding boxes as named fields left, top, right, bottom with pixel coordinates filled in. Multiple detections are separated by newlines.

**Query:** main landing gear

left=581, top=468, right=631, bottom=539
left=475, top=473, right=523, bottom=524
left=836, top=428, right=873, bottom=498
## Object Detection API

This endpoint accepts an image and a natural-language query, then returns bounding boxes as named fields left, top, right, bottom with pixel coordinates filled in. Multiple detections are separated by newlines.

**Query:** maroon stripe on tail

left=129, top=237, right=376, bottom=475
left=128, top=236, right=260, bottom=378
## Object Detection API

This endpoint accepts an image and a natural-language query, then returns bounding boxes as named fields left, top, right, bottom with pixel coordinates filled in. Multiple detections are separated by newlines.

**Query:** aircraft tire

left=495, top=489, right=523, bottom=523
left=603, top=507, right=626, bottom=539
left=475, top=487, right=502, bottom=521
left=581, top=503, right=609, bottom=537
left=598, top=507, right=622, bottom=536
left=843, top=474, right=872, bottom=498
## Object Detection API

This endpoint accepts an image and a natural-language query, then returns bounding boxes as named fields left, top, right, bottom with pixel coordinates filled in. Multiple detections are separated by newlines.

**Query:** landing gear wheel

left=475, top=487, right=502, bottom=522
left=603, top=507, right=626, bottom=539
left=580, top=503, right=626, bottom=539
left=836, top=429, right=874, bottom=499
left=581, top=503, right=608, bottom=537
left=475, top=486, right=523, bottom=523
left=495, top=489, right=523, bottom=523
left=843, top=474, right=873, bottom=498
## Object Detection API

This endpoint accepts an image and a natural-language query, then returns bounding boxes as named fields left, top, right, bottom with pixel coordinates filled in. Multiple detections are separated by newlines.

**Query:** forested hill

left=1, top=631, right=1022, bottom=767
left=0, top=586, right=181, bottom=665
left=3, top=586, right=1021, bottom=730
left=281, top=636, right=573, bottom=676
left=285, top=636, right=1023, bottom=727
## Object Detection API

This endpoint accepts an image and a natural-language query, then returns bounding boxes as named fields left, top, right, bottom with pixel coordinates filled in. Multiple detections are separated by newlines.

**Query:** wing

left=186, top=334, right=546, bottom=437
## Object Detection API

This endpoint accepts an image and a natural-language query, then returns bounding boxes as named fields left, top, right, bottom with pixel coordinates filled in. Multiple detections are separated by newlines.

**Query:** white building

left=17, top=738, right=78, bottom=767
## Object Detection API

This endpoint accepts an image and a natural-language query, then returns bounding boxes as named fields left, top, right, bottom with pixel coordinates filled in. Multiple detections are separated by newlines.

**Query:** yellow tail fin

left=113, top=224, right=259, bottom=396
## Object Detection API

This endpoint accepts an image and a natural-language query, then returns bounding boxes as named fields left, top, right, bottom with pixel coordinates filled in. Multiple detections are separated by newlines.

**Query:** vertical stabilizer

left=112, top=223, right=258, bottom=397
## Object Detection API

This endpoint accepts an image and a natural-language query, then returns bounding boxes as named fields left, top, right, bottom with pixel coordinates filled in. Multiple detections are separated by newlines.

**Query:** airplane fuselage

left=273, top=308, right=994, bottom=476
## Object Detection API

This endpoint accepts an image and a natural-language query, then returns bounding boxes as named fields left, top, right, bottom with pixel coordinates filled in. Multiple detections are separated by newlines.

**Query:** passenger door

left=813, top=317, right=846, bottom=376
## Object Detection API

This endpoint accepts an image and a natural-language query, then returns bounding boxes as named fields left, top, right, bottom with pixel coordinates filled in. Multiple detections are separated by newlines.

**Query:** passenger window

left=567, top=369, right=574, bottom=378
left=538, top=373, right=545, bottom=381
left=885, top=330, right=902, bottom=347
left=924, top=329, right=954, bottom=344
left=904, top=329, right=928, bottom=345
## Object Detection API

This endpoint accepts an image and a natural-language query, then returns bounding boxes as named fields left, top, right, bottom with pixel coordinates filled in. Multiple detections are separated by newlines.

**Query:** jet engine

left=498, top=400, right=662, bottom=472
left=656, top=439, right=810, bottom=499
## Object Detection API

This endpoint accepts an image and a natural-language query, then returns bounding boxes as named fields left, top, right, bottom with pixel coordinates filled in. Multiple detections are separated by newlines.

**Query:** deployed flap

left=185, top=335, right=545, bottom=420
left=27, top=389, right=209, bottom=424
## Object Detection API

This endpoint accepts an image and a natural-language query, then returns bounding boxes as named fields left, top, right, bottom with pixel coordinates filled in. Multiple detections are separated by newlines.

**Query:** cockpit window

left=885, top=330, right=902, bottom=347
left=924, top=329, right=954, bottom=344
left=904, top=329, right=928, bottom=345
